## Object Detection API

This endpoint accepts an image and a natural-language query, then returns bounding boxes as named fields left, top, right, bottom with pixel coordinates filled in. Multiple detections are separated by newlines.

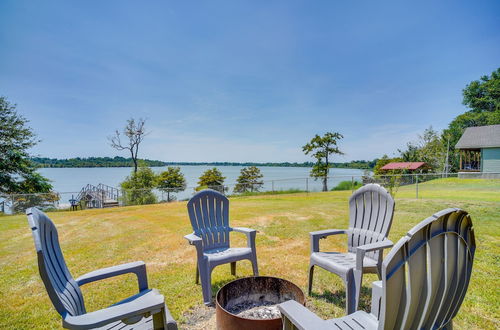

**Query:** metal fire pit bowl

left=216, top=276, right=305, bottom=330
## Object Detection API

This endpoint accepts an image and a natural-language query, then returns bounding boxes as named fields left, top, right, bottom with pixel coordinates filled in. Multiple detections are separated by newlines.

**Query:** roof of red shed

left=380, top=162, right=426, bottom=170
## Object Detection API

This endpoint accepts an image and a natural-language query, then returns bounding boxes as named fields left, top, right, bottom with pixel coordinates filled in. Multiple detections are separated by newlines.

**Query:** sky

left=1, top=1, right=499, bottom=163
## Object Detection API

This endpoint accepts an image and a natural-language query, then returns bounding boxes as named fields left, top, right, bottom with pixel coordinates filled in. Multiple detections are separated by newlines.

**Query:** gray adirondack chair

left=280, top=208, right=476, bottom=329
left=184, top=189, right=259, bottom=305
left=26, top=207, right=177, bottom=330
left=309, top=184, right=395, bottom=314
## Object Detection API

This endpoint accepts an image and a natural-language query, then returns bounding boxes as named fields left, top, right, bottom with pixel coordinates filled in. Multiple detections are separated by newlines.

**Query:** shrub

left=332, top=180, right=362, bottom=191
left=120, top=166, right=157, bottom=205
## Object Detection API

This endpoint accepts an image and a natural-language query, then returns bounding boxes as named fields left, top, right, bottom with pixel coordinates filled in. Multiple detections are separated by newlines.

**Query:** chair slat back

left=347, top=184, right=395, bottom=260
left=26, top=208, right=86, bottom=317
left=187, top=189, right=231, bottom=251
left=380, top=208, right=476, bottom=329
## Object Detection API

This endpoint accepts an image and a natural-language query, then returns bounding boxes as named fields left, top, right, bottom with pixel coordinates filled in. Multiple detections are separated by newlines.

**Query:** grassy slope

left=0, top=178, right=498, bottom=329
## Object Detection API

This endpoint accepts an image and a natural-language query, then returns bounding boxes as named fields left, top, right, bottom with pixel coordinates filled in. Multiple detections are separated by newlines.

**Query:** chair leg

left=195, top=265, right=200, bottom=284
left=152, top=308, right=165, bottom=330
left=251, top=256, right=259, bottom=276
left=376, top=265, right=382, bottom=280
left=200, top=265, right=212, bottom=305
left=346, top=270, right=362, bottom=315
left=231, top=262, right=236, bottom=276
left=308, top=265, right=315, bottom=296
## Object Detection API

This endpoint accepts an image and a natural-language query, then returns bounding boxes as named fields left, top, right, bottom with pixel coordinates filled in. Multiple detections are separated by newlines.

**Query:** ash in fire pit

left=216, top=276, right=305, bottom=330
left=227, top=300, right=281, bottom=319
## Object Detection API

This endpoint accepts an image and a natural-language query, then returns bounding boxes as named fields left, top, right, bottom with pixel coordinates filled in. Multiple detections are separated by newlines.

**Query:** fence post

left=351, top=176, right=355, bottom=194
left=415, top=174, right=419, bottom=199
left=272, top=180, right=275, bottom=192
left=306, top=178, right=309, bottom=192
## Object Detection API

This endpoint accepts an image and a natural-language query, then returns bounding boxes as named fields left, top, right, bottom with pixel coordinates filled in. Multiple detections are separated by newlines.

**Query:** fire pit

left=216, top=276, right=305, bottom=330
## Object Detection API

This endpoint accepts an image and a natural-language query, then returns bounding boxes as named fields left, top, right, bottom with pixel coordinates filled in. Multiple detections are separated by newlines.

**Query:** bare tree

left=109, top=118, right=148, bottom=173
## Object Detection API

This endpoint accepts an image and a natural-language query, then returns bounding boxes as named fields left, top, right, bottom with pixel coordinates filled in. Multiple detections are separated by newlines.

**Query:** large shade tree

left=443, top=68, right=500, bottom=171
left=303, top=132, right=344, bottom=191
left=0, top=97, right=52, bottom=195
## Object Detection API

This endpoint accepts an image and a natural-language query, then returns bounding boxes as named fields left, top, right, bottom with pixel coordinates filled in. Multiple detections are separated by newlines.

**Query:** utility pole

left=443, top=136, right=450, bottom=177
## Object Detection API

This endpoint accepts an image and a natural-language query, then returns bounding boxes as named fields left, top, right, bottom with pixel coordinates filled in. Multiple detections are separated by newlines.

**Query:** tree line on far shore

left=30, top=156, right=376, bottom=170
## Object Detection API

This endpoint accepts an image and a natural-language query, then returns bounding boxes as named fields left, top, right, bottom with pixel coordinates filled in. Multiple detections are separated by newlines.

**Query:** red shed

left=380, top=162, right=427, bottom=171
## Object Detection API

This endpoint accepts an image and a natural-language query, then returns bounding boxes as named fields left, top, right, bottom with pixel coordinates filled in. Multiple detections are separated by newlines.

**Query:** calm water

left=38, top=166, right=366, bottom=198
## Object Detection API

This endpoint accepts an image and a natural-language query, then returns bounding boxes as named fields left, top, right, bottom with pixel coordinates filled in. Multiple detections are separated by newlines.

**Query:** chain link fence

left=1, top=172, right=498, bottom=215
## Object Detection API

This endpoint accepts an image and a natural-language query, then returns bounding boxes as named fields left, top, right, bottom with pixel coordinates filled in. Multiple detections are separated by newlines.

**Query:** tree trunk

left=323, top=153, right=329, bottom=191
left=167, top=191, right=170, bottom=202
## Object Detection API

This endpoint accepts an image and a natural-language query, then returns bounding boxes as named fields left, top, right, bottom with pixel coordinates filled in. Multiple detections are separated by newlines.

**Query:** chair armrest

left=184, top=233, right=204, bottom=260
left=76, top=261, right=148, bottom=292
left=232, top=227, right=257, bottom=250
left=309, top=229, right=347, bottom=253
left=184, top=233, right=203, bottom=246
left=355, top=240, right=393, bottom=270
left=278, top=300, right=325, bottom=330
left=370, top=280, right=383, bottom=320
left=63, top=289, right=165, bottom=329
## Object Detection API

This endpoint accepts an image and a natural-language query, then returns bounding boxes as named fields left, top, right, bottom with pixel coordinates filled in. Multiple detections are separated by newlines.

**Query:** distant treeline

left=32, top=157, right=376, bottom=169
left=32, top=157, right=166, bottom=168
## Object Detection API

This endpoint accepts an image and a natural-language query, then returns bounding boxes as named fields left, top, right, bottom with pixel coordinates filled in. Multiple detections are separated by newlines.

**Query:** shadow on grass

left=310, top=285, right=372, bottom=311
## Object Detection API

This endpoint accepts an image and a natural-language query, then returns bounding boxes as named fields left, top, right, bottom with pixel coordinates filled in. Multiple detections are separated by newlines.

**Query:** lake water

left=37, top=166, right=367, bottom=200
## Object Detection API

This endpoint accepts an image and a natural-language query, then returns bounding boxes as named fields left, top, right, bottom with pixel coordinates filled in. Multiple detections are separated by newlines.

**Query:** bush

left=332, top=180, right=362, bottom=191
left=120, top=167, right=157, bottom=205
left=196, top=168, right=226, bottom=193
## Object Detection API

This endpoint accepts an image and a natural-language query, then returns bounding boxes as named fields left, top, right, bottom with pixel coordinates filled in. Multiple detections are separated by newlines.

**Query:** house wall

left=482, top=147, right=500, bottom=173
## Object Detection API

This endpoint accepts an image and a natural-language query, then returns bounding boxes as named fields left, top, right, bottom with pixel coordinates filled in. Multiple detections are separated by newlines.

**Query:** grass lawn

left=0, top=178, right=499, bottom=329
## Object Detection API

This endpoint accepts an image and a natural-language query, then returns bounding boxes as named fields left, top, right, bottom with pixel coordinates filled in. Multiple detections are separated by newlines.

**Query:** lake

left=37, top=166, right=367, bottom=201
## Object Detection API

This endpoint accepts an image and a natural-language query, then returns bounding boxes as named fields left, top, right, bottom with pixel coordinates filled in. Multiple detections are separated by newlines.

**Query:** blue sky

left=1, top=1, right=499, bottom=162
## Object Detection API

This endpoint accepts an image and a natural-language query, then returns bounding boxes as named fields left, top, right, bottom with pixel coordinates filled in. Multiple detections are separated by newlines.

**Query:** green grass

left=0, top=178, right=499, bottom=329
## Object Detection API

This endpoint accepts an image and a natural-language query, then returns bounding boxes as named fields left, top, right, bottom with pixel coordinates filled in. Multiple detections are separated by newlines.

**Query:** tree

left=0, top=97, right=53, bottom=195
left=234, top=166, right=264, bottom=193
left=302, top=132, right=344, bottom=191
left=399, top=127, right=445, bottom=172
left=462, top=68, right=500, bottom=113
left=157, top=167, right=187, bottom=202
left=197, top=168, right=226, bottom=193
left=109, top=118, right=148, bottom=173
left=443, top=68, right=500, bottom=171
left=120, top=166, right=157, bottom=205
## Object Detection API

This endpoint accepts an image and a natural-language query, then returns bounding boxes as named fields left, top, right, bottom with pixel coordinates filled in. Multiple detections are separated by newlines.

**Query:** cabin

left=455, top=124, right=500, bottom=178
